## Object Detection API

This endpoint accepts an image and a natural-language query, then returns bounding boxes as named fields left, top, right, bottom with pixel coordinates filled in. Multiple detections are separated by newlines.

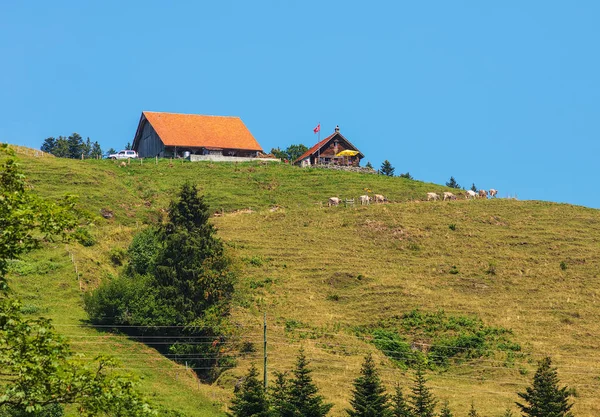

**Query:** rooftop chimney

left=335, top=125, right=340, bottom=133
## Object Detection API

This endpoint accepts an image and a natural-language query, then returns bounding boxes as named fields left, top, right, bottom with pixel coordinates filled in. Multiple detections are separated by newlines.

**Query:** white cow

left=328, top=197, right=341, bottom=207
left=374, top=194, right=387, bottom=204
left=359, top=195, right=371, bottom=205
left=479, top=189, right=488, bottom=199
left=426, top=192, right=440, bottom=201
left=443, top=192, right=456, bottom=201
left=465, top=190, right=477, bottom=199
left=489, top=188, right=498, bottom=198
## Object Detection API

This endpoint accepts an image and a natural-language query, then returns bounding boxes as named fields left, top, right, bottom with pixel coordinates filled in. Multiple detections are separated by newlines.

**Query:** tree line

left=230, top=351, right=575, bottom=417
left=41, top=133, right=104, bottom=159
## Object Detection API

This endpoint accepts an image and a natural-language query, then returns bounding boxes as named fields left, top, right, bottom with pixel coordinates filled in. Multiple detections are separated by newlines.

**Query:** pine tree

left=366, top=161, right=374, bottom=169
left=438, top=400, right=453, bottom=417
left=347, top=353, right=389, bottom=417
left=501, top=407, right=515, bottom=417
left=228, top=364, right=271, bottom=417
left=470, top=183, right=478, bottom=192
left=52, top=136, right=70, bottom=158
left=41, top=137, right=56, bottom=154
left=91, top=141, right=103, bottom=159
left=467, top=402, right=479, bottom=417
left=445, top=177, right=460, bottom=189
left=270, top=371, right=294, bottom=417
left=287, top=348, right=332, bottom=417
left=516, top=357, right=574, bottom=417
left=390, top=384, right=412, bottom=417
left=67, top=133, right=84, bottom=158
left=409, top=365, right=436, bottom=417
left=399, top=172, right=413, bottom=180
left=380, top=160, right=395, bottom=177
left=125, top=142, right=132, bottom=150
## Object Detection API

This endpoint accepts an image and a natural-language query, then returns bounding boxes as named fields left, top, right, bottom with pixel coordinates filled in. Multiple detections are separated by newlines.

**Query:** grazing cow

left=328, top=197, right=341, bottom=207
left=426, top=192, right=440, bottom=201
left=443, top=192, right=456, bottom=201
left=374, top=194, right=387, bottom=204
left=489, top=188, right=498, bottom=198
left=465, top=190, right=477, bottom=199
left=359, top=195, right=371, bottom=205
left=478, top=189, right=488, bottom=199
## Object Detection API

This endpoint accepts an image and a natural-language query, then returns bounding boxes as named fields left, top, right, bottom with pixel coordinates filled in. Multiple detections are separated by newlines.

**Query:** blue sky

left=1, top=1, right=599, bottom=207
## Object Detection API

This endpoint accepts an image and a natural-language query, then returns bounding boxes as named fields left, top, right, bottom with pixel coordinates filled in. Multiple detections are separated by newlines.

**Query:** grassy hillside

left=6, top=146, right=600, bottom=416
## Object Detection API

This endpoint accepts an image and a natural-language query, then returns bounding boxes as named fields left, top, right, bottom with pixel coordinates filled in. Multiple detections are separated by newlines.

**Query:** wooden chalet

left=132, top=111, right=264, bottom=158
left=294, top=126, right=364, bottom=167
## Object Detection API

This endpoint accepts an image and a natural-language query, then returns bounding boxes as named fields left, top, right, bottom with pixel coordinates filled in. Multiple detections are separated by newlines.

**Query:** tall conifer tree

left=287, top=349, right=332, bottom=417
left=438, top=401, right=453, bottom=417
left=228, top=365, right=271, bottom=417
left=516, top=357, right=574, bottom=417
left=390, top=384, right=411, bottom=417
left=347, top=353, right=389, bottom=417
left=409, top=365, right=436, bottom=417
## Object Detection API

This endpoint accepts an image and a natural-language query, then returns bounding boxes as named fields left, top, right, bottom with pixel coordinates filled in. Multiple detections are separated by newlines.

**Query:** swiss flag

left=313, top=124, right=320, bottom=134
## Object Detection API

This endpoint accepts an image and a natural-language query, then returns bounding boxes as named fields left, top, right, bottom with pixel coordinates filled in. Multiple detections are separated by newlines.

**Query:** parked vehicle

left=109, top=150, right=138, bottom=160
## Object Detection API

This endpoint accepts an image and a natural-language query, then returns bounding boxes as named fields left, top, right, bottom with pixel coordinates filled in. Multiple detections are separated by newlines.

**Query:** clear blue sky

left=1, top=1, right=599, bottom=207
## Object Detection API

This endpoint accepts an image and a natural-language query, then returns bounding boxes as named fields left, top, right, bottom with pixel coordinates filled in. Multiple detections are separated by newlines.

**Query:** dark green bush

left=73, top=227, right=96, bottom=247
left=127, top=227, right=160, bottom=275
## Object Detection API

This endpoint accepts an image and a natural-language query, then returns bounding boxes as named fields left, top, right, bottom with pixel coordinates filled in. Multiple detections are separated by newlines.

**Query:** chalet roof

left=137, top=112, right=263, bottom=151
left=294, top=131, right=364, bottom=164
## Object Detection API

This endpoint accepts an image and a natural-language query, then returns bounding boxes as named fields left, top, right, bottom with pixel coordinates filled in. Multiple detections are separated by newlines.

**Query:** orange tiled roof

left=142, top=112, right=263, bottom=151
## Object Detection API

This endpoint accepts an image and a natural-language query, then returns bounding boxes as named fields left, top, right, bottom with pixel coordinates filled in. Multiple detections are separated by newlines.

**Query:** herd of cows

left=327, top=189, right=499, bottom=207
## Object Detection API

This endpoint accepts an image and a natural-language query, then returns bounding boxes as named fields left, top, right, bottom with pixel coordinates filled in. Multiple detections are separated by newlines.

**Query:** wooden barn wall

left=136, top=121, right=164, bottom=158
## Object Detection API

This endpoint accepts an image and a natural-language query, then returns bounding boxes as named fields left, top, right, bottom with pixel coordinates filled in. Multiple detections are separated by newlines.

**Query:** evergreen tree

left=409, top=365, right=436, bottom=417
left=107, top=147, right=117, bottom=156
left=467, top=402, right=479, bottom=417
left=365, top=161, right=374, bottom=169
left=470, top=183, right=478, bottom=192
left=228, top=364, right=271, bottom=417
left=270, top=371, right=294, bottom=417
left=501, top=407, right=514, bottom=417
left=125, top=142, right=132, bottom=150
left=40, top=137, right=56, bottom=154
left=347, top=353, right=389, bottom=417
left=270, top=147, right=287, bottom=161
left=445, top=177, right=460, bottom=189
left=52, top=136, right=70, bottom=158
left=83, top=137, right=92, bottom=158
left=390, top=384, right=411, bottom=417
left=91, top=141, right=103, bottom=159
left=380, top=160, right=395, bottom=177
left=67, top=133, right=84, bottom=158
left=438, top=401, right=453, bottom=417
left=516, top=357, right=574, bottom=417
left=287, top=348, right=332, bottom=417
left=399, top=172, right=413, bottom=180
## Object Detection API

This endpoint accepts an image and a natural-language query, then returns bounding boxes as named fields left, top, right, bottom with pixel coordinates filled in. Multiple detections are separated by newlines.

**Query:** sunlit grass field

left=6, top=146, right=600, bottom=416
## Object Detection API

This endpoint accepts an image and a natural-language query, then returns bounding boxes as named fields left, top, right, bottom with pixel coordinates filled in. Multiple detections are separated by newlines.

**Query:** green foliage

left=73, top=227, right=96, bottom=247
left=438, top=400, right=453, bottom=417
left=0, top=404, right=63, bottom=417
left=109, top=247, right=127, bottom=266
left=270, top=371, right=294, bottom=417
left=470, top=183, right=477, bottom=192
left=398, top=172, right=413, bottom=180
left=270, top=144, right=308, bottom=162
left=85, top=182, right=236, bottom=379
left=127, top=227, right=160, bottom=275
left=390, top=385, right=412, bottom=417
left=366, top=310, right=520, bottom=370
left=516, top=357, right=574, bottom=417
left=380, top=160, right=395, bottom=177
left=126, top=142, right=132, bottom=150
left=347, top=353, right=389, bottom=417
left=0, top=298, right=155, bottom=415
left=560, top=261, right=567, bottom=271
left=409, top=365, right=436, bottom=417
left=501, top=407, right=515, bottom=417
left=365, top=161, right=373, bottom=169
left=467, top=402, right=479, bottom=417
left=445, top=177, right=460, bottom=189
left=227, top=364, right=270, bottom=417
left=286, top=349, right=332, bottom=417
left=0, top=144, right=77, bottom=290
left=448, top=224, right=456, bottom=231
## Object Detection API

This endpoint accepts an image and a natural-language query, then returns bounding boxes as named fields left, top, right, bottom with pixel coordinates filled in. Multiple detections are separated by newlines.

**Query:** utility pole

left=263, top=312, right=268, bottom=389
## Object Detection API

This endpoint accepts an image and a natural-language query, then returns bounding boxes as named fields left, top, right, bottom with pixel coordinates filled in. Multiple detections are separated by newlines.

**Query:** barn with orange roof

left=294, top=125, right=364, bottom=167
left=132, top=111, right=266, bottom=160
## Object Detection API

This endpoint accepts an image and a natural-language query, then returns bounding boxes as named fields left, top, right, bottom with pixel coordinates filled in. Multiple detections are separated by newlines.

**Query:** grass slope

left=6, top=147, right=600, bottom=416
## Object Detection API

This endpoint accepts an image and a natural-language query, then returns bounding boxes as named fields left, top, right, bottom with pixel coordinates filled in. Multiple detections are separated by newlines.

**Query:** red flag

left=313, top=124, right=320, bottom=134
